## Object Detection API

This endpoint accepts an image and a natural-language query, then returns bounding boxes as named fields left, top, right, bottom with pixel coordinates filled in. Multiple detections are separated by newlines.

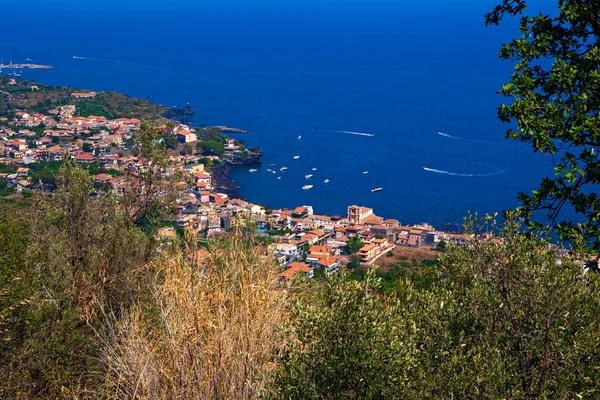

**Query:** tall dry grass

left=102, top=233, right=286, bottom=399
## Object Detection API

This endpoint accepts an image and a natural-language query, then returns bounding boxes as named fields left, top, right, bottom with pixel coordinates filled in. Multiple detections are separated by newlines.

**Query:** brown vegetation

left=102, top=233, right=286, bottom=399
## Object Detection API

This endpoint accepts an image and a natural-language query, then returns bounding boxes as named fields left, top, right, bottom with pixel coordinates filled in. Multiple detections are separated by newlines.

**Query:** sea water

left=1, top=0, right=559, bottom=227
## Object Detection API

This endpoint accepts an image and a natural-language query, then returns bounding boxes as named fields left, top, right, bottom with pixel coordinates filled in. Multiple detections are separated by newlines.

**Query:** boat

left=277, top=176, right=281, bottom=179
left=298, top=135, right=302, bottom=139
left=302, top=184, right=313, bottom=190
left=323, top=179, right=329, bottom=183
left=293, top=155, right=300, bottom=159
left=249, top=168, right=257, bottom=172
left=270, top=163, right=276, bottom=166
left=312, top=167, right=317, bottom=171
left=272, top=170, right=276, bottom=174
left=362, top=171, right=369, bottom=174
left=280, top=167, right=288, bottom=171
left=371, top=187, right=383, bottom=192
left=305, top=174, right=313, bottom=179
left=266, top=168, right=272, bottom=172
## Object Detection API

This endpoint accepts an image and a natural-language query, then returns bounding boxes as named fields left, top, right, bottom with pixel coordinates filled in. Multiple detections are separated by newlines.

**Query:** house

left=358, top=243, right=378, bottom=263
left=92, top=173, right=113, bottom=183
left=314, top=256, right=340, bottom=274
left=272, top=243, right=299, bottom=258
left=247, top=203, right=265, bottom=215
left=187, top=247, right=209, bottom=267
left=292, top=205, right=314, bottom=218
left=305, top=245, right=335, bottom=263
left=358, top=238, right=393, bottom=264
left=183, top=163, right=205, bottom=174
left=71, top=91, right=97, bottom=99
left=177, top=130, right=197, bottom=143
left=16, top=167, right=29, bottom=177
left=73, top=151, right=95, bottom=164
left=280, top=262, right=313, bottom=283
left=409, top=230, right=422, bottom=247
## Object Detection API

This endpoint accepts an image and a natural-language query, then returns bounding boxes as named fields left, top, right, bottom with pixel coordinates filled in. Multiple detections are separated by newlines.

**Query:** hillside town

left=0, top=86, right=476, bottom=283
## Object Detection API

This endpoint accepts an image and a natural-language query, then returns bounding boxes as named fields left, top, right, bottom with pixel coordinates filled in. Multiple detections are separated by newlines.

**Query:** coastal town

left=0, top=78, right=482, bottom=284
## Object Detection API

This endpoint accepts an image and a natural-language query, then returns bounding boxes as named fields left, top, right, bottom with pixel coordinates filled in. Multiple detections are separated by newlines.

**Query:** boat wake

left=329, top=129, right=375, bottom=137
left=73, top=55, right=121, bottom=63
left=423, top=167, right=505, bottom=177
left=437, top=131, right=488, bottom=143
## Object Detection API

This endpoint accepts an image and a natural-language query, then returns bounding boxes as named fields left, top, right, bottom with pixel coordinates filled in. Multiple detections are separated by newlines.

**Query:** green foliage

left=160, top=134, right=179, bottom=150
left=199, top=127, right=224, bottom=142
left=0, top=160, right=156, bottom=396
left=197, top=139, right=225, bottom=156
left=28, top=160, right=63, bottom=189
left=271, top=270, right=418, bottom=399
left=486, top=0, right=600, bottom=250
left=412, top=215, right=600, bottom=398
left=344, top=234, right=364, bottom=254
left=81, top=141, right=93, bottom=152
left=0, top=163, right=17, bottom=174
left=181, top=143, right=193, bottom=156
left=0, top=177, right=15, bottom=196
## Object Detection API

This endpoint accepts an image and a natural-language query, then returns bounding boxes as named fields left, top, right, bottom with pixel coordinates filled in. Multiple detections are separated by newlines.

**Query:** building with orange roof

left=280, top=262, right=313, bottom=282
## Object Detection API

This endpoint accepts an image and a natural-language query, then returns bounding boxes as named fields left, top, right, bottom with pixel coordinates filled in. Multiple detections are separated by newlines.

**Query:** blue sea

left=2, top=0, right=559, bottom=228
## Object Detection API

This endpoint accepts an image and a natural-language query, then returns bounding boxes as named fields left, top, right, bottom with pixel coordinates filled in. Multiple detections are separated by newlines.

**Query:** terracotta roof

left=280, top=262, right=312, bottom=280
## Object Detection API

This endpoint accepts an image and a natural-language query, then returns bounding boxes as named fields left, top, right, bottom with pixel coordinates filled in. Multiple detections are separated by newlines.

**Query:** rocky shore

left=211, top=164, right=246, bottom=200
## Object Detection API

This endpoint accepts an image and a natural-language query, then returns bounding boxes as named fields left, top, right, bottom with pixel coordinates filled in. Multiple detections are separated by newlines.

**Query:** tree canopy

left=486, top=0, right=600, bottom=251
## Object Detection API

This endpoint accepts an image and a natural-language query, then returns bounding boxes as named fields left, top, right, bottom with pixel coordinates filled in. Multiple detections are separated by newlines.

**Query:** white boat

left=272, top=170, right=276, bottom=174
left=302, top=184, right=313, bottom=190
left=371, top=187, right=383, bottom=192
left=362, top=171, right=369, bottom=174
left=266, top=168, right=272, bottom=172
left=280, top=167, right=288, bottom=171
left=293, top=155, right=300, bottom=159
left=249, top=168, right=257, bottom=172
left=305, top=174, right=313, bottom=179
left=298, top=135, right=302, bottom=139
left=323, top=179, right=330, bottom=183
left=312, top=167, right=317, bottom=171
left=277, top=176, right=281, bottom=179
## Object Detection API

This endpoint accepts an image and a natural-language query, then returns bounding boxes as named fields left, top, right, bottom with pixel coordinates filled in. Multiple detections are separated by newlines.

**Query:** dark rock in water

left=226, top=147, right=263, bottom=165
left=211, top=164, right=246, bottom=200
left=162, top=103, right=195, bottom=119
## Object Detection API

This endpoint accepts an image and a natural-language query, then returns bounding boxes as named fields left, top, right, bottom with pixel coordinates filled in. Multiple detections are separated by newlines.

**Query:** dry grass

left=102, top=233, right=286, bottom=399
left=374, top=246, right=441, bottom=272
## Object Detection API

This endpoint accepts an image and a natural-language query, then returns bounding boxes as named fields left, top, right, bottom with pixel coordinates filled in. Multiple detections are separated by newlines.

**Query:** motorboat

left=312, top=167, right=317, bottom=171
left=371, top=187, right=383, bottom=192
left=323, top=179, right=330, bottom=183
left=305, top=174, right=313, bottom=179
left=302, top=184, right=313, bottom=190
left=280, top=167, right=288, bottom=171
left=362, top=171, right=369, bottom=174
left=249, top=168, right=257, bottom=172
left=293, top=155, right=300, bottom=159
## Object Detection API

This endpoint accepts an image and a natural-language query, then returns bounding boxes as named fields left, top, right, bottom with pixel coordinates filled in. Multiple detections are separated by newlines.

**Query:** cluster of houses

left=0, top=101, right=474, bottom=287
left=161, top=194, right=471, bottom=285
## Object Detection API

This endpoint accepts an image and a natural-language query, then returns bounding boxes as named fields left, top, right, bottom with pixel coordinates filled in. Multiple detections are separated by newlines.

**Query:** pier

left=0, top=62, right=53, bottom=70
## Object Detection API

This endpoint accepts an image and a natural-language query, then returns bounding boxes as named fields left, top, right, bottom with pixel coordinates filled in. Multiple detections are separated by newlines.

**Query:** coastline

left=211, top=164, right=246, bottom=201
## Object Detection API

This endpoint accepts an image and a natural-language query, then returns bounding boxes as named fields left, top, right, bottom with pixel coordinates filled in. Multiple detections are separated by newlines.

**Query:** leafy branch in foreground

left=486, top=0, right=600, bottom=250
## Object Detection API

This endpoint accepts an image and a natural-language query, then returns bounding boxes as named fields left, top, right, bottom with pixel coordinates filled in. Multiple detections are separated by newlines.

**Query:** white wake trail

left=330, top=129, right=375, bottom=137
left=423, top=167, right=505, bottom=177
